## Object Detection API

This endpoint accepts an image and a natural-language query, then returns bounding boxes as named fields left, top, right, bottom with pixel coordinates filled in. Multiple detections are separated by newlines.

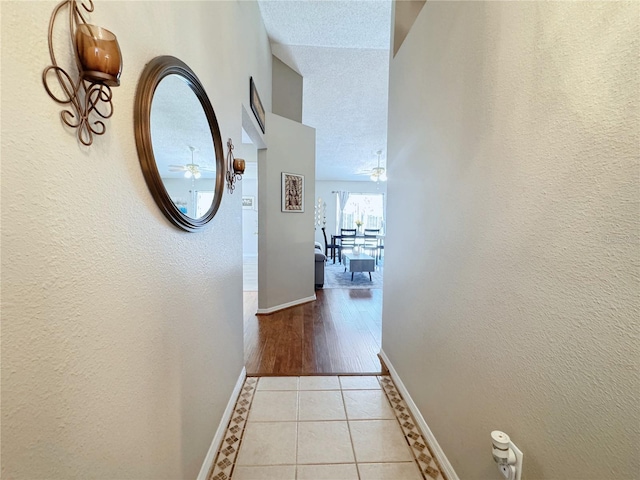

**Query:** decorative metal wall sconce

left=225, top=138, right=246, bottom=194
left=43, top=0, right=122, bottom=146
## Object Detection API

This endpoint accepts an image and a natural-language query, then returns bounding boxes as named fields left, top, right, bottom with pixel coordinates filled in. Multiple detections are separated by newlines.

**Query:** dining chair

left=339, top=228, right=357, bottom=263
left=363, top=235, right=380, bottom=262
left=321, top=227, right=341, bottom=264
left=364, top=229, right=382, bottom=263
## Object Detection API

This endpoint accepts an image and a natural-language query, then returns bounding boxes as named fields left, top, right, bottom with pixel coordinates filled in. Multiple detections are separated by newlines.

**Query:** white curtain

left=336, top=191, right=350, bottom=234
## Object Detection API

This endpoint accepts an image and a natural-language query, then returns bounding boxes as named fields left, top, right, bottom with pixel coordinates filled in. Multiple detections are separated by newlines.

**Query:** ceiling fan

left=169, top=146, right=214, bottom=179
left=359, top=150, right=387, bottom=182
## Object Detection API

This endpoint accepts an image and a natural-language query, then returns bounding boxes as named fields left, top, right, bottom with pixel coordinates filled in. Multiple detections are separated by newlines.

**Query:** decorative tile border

left=208, top=377, right=258, bottom=480
left=209, top=375, right=446, bottom=480
left=378, top=375, right=447, bottom=480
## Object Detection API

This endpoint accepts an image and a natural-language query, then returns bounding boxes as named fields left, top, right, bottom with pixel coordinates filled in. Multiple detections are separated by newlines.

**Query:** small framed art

left=281, top=172, right=304, bottom=212
left=250, top=77, right=265, bottom=134
left=242, top=196, right=255, bottom=210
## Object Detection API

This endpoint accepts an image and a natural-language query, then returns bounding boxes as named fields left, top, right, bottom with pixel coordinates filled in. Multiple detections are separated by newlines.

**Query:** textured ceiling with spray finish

left=258, top=0, right=392, bottom=181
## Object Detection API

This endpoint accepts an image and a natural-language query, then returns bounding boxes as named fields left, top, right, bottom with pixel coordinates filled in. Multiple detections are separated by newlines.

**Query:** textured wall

left=1, top=1, right=271, bottom=478
left=383, top=2, right=639, bottom=479
left=272, top=56, right=303, bottom=123
left=392, top=0, right=425, bottom=57
left=258, top=113, right=315, bottom=310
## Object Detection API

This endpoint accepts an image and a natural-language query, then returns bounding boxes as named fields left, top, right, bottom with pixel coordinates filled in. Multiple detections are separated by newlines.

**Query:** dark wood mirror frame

left=134, top=55, right=224, bottom=232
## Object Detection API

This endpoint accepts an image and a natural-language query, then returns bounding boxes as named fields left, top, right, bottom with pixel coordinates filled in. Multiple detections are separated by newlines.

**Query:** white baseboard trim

left=256, top=294, right=316, bottom=315
left=197, top=367, right=247, bottom=480
left=379, top=350, right=459, bottom=480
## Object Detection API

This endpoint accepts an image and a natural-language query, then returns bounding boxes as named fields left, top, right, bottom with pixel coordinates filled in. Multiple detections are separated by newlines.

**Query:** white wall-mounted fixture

left=314, top=197, right=326, bottom=229
left=491, top=431, right=523, bottom=480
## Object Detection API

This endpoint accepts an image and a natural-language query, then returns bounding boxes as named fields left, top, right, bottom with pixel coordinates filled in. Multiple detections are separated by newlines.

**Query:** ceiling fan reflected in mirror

left=169, top=145, right=215, bottom=179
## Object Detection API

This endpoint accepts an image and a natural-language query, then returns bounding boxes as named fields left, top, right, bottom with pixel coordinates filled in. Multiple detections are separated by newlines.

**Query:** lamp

left=370, top=150, right=387, bottom=182
left=43, top=0, right=122, bottom=146
left=226, top=138, right=245, bottom=193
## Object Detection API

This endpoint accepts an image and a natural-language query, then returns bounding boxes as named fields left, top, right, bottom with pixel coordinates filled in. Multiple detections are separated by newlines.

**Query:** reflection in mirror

left=150, top=74, right=217, bottom=220
left=134, top=56, right=224, bottom=232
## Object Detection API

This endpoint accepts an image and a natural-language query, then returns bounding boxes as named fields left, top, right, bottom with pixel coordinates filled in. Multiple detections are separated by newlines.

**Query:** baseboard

left=197, top=367, right=247, bottom=480
left=256, top=294, right=316, bottom=315
left=378, top=350, right=459, bottom=480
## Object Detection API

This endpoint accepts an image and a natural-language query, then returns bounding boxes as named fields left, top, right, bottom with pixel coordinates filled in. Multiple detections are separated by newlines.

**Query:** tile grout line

left=295, top=382, right=300, bottom=478
left=339, top=378, right=362, bottom=480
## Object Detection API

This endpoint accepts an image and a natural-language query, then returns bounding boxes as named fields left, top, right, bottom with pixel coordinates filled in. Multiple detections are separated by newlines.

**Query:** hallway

left=208, top=375, right=445, bottom=480
left=227, top=291, right=447, bottom=478
left=215, top=290, right=446, bottom=479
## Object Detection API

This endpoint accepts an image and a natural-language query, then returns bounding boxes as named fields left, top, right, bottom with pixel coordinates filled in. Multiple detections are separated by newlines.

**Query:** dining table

left=329, top=233, right=385, bottom=264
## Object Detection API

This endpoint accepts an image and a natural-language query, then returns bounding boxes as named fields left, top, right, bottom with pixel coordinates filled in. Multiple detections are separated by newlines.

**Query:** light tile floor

left=209, top=376, right=445, bottom=480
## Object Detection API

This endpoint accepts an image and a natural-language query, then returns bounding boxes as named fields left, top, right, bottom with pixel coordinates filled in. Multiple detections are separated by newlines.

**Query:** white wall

left=384, top=2, right=639, bottom=479
left=1, top=1, right=271, bottom=478
left=239, top=150, right=259, bottom=259
left=314, top=181, right=387, bottom=246
left=258, top=113, right=316, bottom=311
left=272, top=56, right=303, bottom=123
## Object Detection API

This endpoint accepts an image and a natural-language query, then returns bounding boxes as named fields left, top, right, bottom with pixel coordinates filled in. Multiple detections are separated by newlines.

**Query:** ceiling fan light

left=370, top=150, right=386, bottom=182
left=194, top=171, right=202, bottom=179
left=184, top=170, right=192, bottom=179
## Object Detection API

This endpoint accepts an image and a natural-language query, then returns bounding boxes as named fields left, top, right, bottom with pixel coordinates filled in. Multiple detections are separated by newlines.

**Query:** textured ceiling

left=258, top=0, right=392, bottom=181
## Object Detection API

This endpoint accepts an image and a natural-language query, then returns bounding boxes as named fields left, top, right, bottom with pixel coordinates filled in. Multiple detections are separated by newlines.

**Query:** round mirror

left=134, top=56, right=224, bottom=231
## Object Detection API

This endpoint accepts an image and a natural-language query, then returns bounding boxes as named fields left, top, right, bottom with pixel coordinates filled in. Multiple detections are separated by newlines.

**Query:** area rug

left=321, top=259, right=384, bottom=289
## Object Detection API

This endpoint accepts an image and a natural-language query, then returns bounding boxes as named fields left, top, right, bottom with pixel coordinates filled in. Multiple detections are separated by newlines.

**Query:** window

left=195, top=191, right=214, bottom=218
left=340, top=193, right=385, bottom=231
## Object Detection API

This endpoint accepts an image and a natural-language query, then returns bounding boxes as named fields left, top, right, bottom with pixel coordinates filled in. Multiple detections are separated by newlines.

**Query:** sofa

left=315, top=242, right=326, bottom=288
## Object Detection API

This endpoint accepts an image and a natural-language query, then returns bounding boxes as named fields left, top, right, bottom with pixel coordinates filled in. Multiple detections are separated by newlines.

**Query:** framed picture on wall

left=281, top=172, right=304, bottom=213
left=242, top=195, right=255, bottom=210
left=250, top=77, right=265, bottom=134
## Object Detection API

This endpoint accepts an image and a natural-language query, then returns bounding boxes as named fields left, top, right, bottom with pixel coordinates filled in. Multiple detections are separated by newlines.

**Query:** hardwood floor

left=244, top=289, right=385, bottom=376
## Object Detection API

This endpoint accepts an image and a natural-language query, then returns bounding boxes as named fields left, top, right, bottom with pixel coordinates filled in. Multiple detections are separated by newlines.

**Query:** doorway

left=239, top=129, right=258, bottom=292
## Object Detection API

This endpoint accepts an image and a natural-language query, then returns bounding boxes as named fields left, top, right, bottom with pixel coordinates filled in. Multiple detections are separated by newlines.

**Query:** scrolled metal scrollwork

left=42, top=0, right=120, bottom=146
left=226, top=138, right=245, bottom=194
